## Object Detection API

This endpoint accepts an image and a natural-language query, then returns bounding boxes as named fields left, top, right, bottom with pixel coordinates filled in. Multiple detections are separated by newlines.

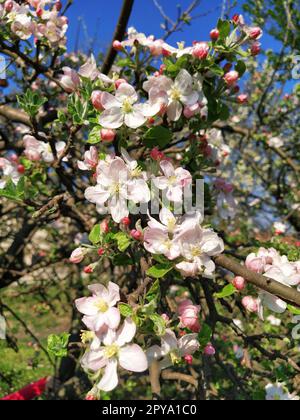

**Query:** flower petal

left=98, top=359, right=119, bottom=392
left=116, top=318, right=136, bottom=346
left=119, top=344, right=148, bottom=372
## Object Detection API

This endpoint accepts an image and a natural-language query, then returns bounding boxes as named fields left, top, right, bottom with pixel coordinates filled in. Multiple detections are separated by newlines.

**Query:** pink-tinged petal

left=95, top=313, right=107, bottom=331
left=178, top=334, right=199, bottom=355
left=88, top=284, right=108, bottom=298
left=99, top=108, right=124, bottom=129
left=124, top=109, right=147, bottom=129
left=119, top=344, right=148, bottom=372
left=144, top=228, right=168, bottom=255
left=176, top=261, right=199, bottom=277
left=165, top=243, right=181, bottom=260
left=175, top=69, right=193, bottom=92
left=100, top=92, right=121, bottom=109
left=98, top=359, right=119, bottom=392
left=159, top=207, right=176, bottom=228
left=153, top=176, right=169, bottom=190
left=85, top=185, right=110, bottom=205
left=75, top=297, right=98, bottom=316
left=81, top=349, right=107, bottom=372
left=167, top=101, right=182, bottom=121
left=109, top=196, right=129, bottom=223
left=182, top=91, right=199, bottom=106
left=108, top=158, right=130, bottom=182
left=161, top=329, right=178, bottom=354
left=127, top=179, right=150, bottom=203
left=261, top=292, right=287, bottom=314
left=160, top=160, right=175, bottom=178
left=166, top=185, right=183, bottom=203
left=116, top=318, right=136, bottom=347
left=116, top=83, right=138, bottom=103
left=107, top=282, right=121, bottom=306
left=105, top=307, right=121, bottom=330
left=175, top=168, right=192, bottom=185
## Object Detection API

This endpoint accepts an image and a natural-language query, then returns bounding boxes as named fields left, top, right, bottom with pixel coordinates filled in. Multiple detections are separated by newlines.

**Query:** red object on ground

left=1, top=377, right=47, bottom=400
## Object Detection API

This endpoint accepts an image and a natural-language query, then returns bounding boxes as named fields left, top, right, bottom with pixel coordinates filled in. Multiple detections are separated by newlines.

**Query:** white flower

left=268, top=136, right=284, bottom=148
left=0, top=158, right=21, bottom=189
left=75, top=282, right=121, bottom=333
left=99, top=83, right=147, bottom=129
left=153, top=160, right=192, bottom=203
left=265, top=383, right=299, bottom=400
left=267, top=315, right=281, bottom=327
left=85, top=156, right=150, bottom=223
left=81, top=318, right=148, bottom=392
left=78, top=55, right=99, bottom=81
left=175, top=225, right=224, bottom=277
left=147, top=329, right=199, bottom=370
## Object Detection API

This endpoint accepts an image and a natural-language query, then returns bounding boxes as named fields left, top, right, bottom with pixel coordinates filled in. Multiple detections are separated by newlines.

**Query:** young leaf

left=198, top=323, right=212, bottom=347
left=114, top=232, right=131, bottom=252
left=146, top=264, right=173, bottom=279
left=214, top=284, right=237, bottom=299
left=89, top=225, right=102, bottom=244
left=118, top=303, right=134, bottom=318
left=143, top=126, right=172, bottom=148
left=149, top=314, right=166, bottom=336
left=145, top=280, right=160, bottom=302
left=47, top=333, right=70, bottom=358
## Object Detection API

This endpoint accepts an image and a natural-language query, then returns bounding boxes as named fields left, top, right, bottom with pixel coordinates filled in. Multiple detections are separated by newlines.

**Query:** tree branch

left=215, top=254, right=300, bottom=308
left=101, top=0, right=135, bottom=75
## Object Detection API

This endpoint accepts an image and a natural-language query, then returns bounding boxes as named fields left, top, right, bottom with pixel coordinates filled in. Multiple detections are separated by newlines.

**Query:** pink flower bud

left=251, top=42, right=261, bottom=56
left=210, top=29, right=220, bottom=41
left=55, top=1, right=62, bottom=11
left=70, top=247, right=85, bottom=264
left=60, top=67, right=80, bottom=93
left=130, top=229, right=142, bottom=240
left=113, top=40, right=123, bottom=51
left=242, top=296, right=258, bottom=313
left=121, top=217, right=131, bottom=226
left=4, top=1, right=14, bottom=12
left=97, top=248, right=105, bottom=256
left=224, top=70, right=239, bottom=86
left=36, top=7, right=43, bottom=17
left=204, top=344, right=216, bottom=356
left=237, top=94, right=248, bottom=104
left=184, top=355, right=193, bottom=365
left=161, top=314, right=170, bottom=322
left=159, top=64, right=166, bottom=75
left=100, top=220, right=110, bottom=234
left=150, top=147, right=165, bottom=161
left=248, top=27, right=263, bottom=40
left=85, top=394, right=97, bottom=401
left=192, top=42, right=209, bottom=60
left=91, top=90, right=105, bottom=111
left=100, top=129, right=116, bottom=143
left=233, top=276, right=246, bottom=291
left=83, top=265, right=94, bottom=274
left=17, top=164, right=25, bottom=174
left=115, top=79, right=127, bottom=89
left=178, top=300, right=201, bottom=332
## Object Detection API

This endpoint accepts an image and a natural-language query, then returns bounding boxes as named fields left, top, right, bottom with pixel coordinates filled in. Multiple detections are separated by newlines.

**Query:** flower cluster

left=0, top=153, right=24, bottom=188
left=0, top=0, right=68, bottom=47
left=243, top=247, right=300, bottom=318
left=75, top=282, right=148, bottom=394
left=23, top=135, right=67, bottom=163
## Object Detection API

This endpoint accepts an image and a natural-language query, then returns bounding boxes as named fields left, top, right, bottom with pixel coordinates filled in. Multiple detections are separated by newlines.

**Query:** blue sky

left=65, top=0, right=263, bottom=53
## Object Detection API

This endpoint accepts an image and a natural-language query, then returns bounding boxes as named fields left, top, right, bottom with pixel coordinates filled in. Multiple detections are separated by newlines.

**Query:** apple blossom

left=192, top=42, right=209, bottom=60
left=210, top=29, right=219, bottom=41
left=233, top=276, right=246, bottom=291
left=0, top=157, right=22, bottom=188
left=265, top=383, right=299, bottom=401
left=75, top=282, right=121, bottom=332
left=250, top=42, right=261, bottom=56
left=78, top=55, right=99, bottom=81
left=100, top=129, right=116, bottom=142
left=204, top=344, right=216, bottom=356
left=60, top=67, right=80, bottom=93
left=69, top=247, right=86, bottom=264
left=113, top=40, right=123, bottom=51
left=147, top=329, right=199, bottom=370
left=78, top=146, right=99, bottom=171
left=242, top=296, right=258, bottom=313
left=153, top=160, right=192, bottom=203
left=178, top=300, right=201, bottom=333
left=247, top=27, right=263, bottom=40
left=224, top=71, right=239, bottom=86
left=91, top=91, right=106, bottom=111
left=99, top=83, right=147, bottom=130
left=81, top=318, right=148, bottom=392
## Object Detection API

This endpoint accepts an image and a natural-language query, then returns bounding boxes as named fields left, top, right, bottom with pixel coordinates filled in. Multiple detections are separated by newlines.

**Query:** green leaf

left=17, top=89, right=47, bottom=118
left=118, top=303, right=134, bottom=318
left=89, top=224, right=102, bottom=244
left=143, top=126, right=172, bottom=148
left=47, top=333, right=70, bottom=358
left=235, top=60, right=247, bottom=77
left=217, top=19, right=231, bottom=39
left=149, top=314, right=166, bottom=336
left=287, top=305, right=300, bottom=316
left=114, top=232, right=131, bottom=252
left=214, top=284, right=237, bottom=299
left=0, top=177, right=25, bottom=201
left=147, top=264, right=173, bottom=279
left=145, top=280, right=160, bottom=302
left=218, top=103, right=230, bottom=121
left=198, top=323, right=212, bottom=347
left=87, top=126, right=101, bottom=144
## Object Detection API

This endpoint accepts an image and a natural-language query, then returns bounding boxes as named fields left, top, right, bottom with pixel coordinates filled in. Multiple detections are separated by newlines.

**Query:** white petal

left=124, top=109, right=147, bottom=129
left=161, top=329, right=177, bottom=354
left=109, top=196, right=129, bottom=223
left=99, top=108, right=124, bottom=129
left=81, top=349, right=107, bottom=372
left=105, top=307, right=121, bottom=330
left=119, top=344, right=148, bottom=372
left=85, top=185, right=110, bottom=205
left=116, top=318, right=136, bottom=347
left=98, top=359, right=119, bottom=392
